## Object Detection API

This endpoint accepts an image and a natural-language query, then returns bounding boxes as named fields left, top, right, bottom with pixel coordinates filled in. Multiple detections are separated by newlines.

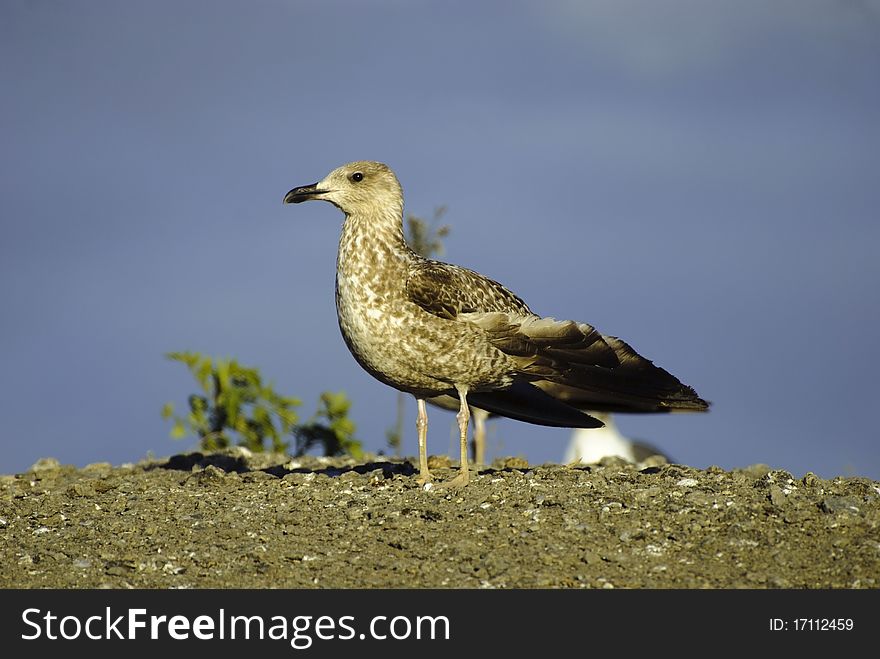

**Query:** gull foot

left=437, top=471, right=470, bottom=489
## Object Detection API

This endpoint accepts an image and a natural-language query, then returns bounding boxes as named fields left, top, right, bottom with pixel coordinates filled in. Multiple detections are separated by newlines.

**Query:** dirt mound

left=2, top=451, right=877, bottom=588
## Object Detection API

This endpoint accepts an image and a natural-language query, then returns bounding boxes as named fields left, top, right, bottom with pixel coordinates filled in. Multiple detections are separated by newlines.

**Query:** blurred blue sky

left=2, top=0, right=878, bottom=479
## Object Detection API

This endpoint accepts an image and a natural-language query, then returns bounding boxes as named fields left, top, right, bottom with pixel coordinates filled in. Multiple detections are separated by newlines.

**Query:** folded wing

left=406, top=260, right=709, bottom=421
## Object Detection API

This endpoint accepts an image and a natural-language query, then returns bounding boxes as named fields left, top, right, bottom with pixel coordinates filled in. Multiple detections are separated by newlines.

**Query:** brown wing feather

left=466, top=313, right=709, bottom=413
left=464, top=312, right=620, bottom=368
left=531, top=334, right=709, bottom=412
left=406, top=260, right=709, bottom=415
left=406, top=260, right=531, bottom=319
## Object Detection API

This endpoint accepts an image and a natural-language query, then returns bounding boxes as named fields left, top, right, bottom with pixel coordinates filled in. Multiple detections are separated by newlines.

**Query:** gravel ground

left=1, top=450, right=878, bottom=588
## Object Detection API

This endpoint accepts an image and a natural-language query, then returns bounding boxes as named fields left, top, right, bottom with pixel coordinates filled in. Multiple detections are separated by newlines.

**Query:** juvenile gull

left=283, top=161, right=709, bottom=487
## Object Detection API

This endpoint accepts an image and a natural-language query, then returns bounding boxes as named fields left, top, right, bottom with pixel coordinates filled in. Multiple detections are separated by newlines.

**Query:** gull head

left=283, top=161, right=403, bottom=216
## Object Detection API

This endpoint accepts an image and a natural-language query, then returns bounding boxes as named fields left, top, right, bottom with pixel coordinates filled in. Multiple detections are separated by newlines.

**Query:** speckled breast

left=333, top=219, right=515, bottom=397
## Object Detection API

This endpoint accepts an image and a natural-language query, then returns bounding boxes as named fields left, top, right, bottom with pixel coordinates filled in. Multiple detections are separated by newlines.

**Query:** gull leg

left=471, top=407, right=488, bottom=466
left=441, top=385, right=471, bottom=488
left=416, top=398, right=433, bottom=485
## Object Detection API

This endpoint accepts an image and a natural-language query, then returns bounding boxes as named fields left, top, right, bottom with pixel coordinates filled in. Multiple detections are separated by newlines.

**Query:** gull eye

left=350, top=172, right=364, bottom=183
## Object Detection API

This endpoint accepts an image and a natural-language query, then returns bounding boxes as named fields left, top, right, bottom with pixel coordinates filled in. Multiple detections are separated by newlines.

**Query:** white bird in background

left=564, top=412, right=671, bottom=465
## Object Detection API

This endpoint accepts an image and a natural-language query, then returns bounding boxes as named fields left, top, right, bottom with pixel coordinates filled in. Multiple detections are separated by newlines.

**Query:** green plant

left=163, top=352, right=362, bottom=457
left=293, top=391, right=362, bottom=458
left=162, top=352, right=300, bottom=452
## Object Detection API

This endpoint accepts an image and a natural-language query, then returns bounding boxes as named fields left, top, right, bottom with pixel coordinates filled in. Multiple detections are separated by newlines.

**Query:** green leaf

left=170, top=420, right=187, bottom=439
left=196, top=357, right=213, bottom=393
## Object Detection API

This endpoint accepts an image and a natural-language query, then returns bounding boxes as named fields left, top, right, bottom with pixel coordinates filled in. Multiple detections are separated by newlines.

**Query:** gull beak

left=283, top=183, right=327, bottom=204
